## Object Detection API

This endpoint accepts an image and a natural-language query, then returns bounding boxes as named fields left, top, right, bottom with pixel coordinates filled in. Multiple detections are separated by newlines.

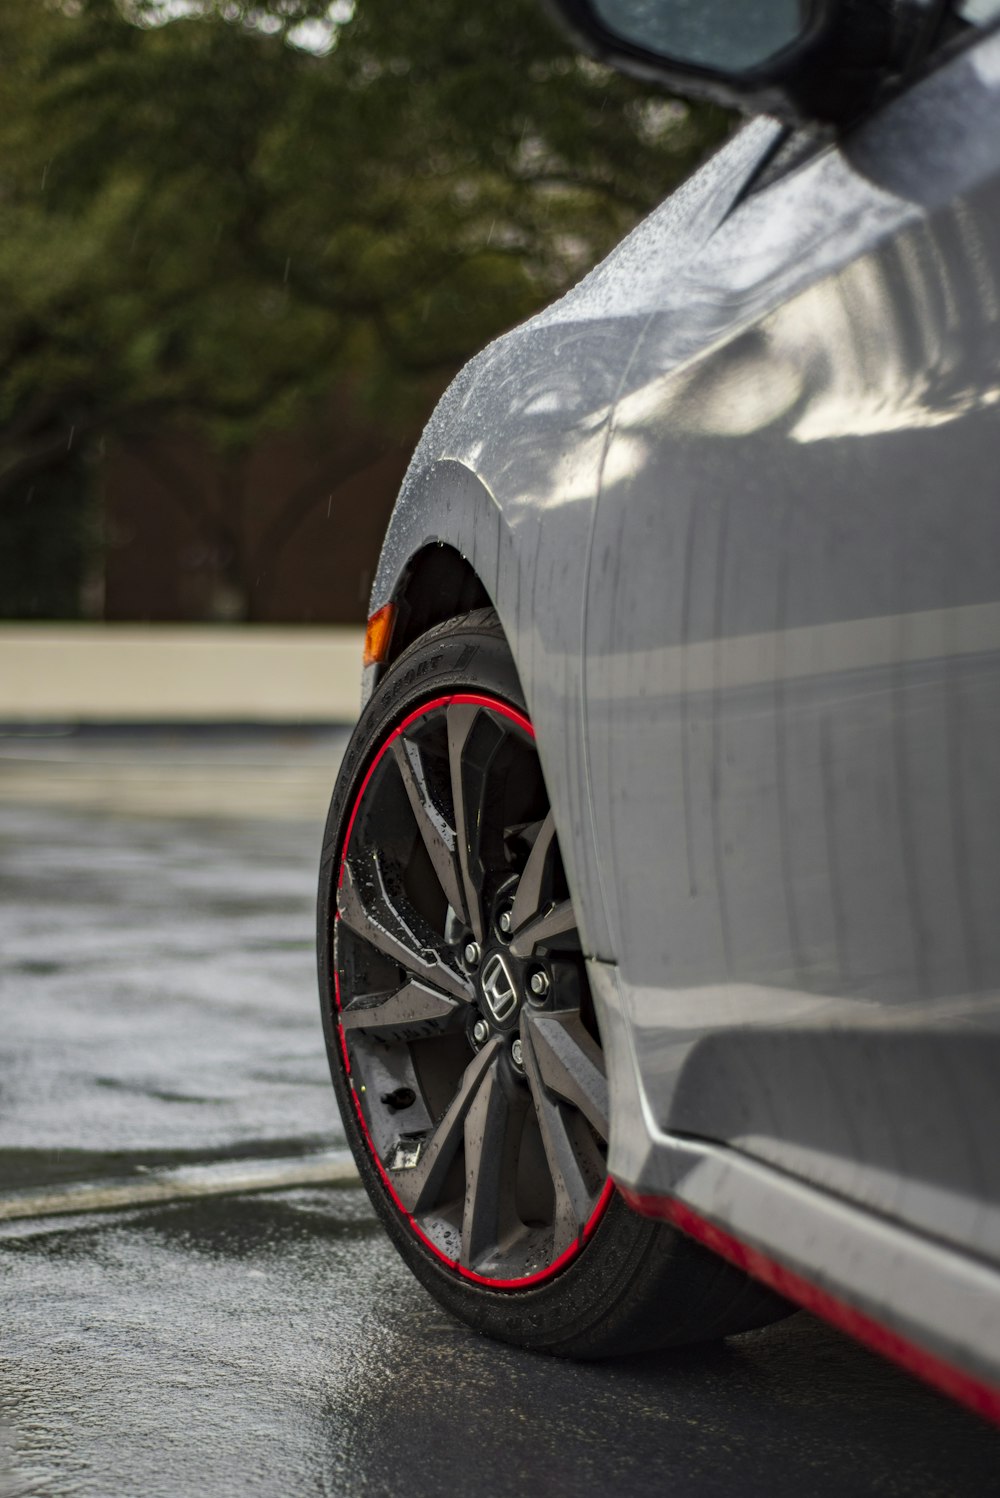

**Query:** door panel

left=583, top=33, right=1000, bottom=1261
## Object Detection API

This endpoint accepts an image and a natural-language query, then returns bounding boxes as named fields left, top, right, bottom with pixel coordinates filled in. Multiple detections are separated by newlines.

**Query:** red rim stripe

left=618, top=1184, right=1000, bottom=1426
left=337, top=694, right=533, bottom=891
left=335, top=692, right=613, bottom=1290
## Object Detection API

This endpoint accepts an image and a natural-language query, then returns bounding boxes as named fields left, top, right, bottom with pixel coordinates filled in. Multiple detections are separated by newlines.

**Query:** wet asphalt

left=2, top=729, right=999, bottom=1497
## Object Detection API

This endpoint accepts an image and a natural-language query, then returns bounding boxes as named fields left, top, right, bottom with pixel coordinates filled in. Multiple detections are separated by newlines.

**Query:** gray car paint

left=361, top=31, right=1000, bottom=1390
left=364, top=115, right=786, bottom=960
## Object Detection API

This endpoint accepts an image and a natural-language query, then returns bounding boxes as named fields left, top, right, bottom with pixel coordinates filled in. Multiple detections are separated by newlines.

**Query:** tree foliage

left=0, top=0, right=731, bottom=613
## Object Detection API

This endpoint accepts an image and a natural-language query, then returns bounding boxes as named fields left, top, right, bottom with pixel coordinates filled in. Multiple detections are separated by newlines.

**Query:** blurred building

left=0, top=389, right=425, bottom=627
left=101, top=409, right=416, bottom=627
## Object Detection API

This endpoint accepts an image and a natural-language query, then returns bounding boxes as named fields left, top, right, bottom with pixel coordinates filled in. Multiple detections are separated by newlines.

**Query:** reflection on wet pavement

left=3, top=1187, right=1000, bottom=1498
left=0, top=798, right=342, bottom=1173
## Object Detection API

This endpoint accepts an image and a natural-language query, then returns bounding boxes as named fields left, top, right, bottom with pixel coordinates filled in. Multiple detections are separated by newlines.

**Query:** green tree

left=0, top=0, right=731, bottom=617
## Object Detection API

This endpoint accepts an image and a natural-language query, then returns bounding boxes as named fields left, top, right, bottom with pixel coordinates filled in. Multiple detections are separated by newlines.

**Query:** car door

left=583, top=27, right=1000, bottom=1264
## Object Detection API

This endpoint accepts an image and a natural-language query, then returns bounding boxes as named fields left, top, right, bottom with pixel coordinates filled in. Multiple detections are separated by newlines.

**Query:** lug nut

left=529, top=970, right=549, bottom=998
left=472, top=1018, right=489, bottom=1046
left=511, top=1038, right=524, bottom=1069
left=464, top=941, right=481, bottom=967
left=498, top=910, right=512, bottom=935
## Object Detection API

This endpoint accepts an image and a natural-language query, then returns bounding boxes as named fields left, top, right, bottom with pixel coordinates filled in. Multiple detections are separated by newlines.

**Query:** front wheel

left=317, top=609, right=786, bottom=1354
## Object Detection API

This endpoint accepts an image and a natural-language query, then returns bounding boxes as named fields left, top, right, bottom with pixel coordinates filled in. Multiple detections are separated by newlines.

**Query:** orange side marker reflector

left=363, top=603, right=395, bottom=667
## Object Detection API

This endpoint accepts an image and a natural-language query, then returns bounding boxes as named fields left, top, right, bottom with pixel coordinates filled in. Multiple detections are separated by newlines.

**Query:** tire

left=317, top=608, right=787, bottom=1355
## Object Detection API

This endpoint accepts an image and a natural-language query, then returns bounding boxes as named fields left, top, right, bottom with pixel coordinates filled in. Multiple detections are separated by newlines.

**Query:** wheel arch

left=384, top=542, right=493, bottom=668
left=362, top=458, right=505, bottom=701
left=363, top=453, right=616, bottom=977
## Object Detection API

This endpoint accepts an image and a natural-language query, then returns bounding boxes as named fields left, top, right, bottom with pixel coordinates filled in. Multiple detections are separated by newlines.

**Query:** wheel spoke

left=521, top=1027, right=602, bottom=1259
left=509, top=810, right=557, bottom=931
left=391, top=735, right=470, bottom=928
left=521, top=1010, right=608, bottom=1140
left=337, top=860, right=471, bottom=1003
left=446, top=703, right=491, bottom=945
left=461, top=1057, right=526, bottom=1269
left=390, top=1036, right=502, bottom=1213
left=509, top=899, right=577, bottom=959
left=339, top=977, right=465, bottom=1041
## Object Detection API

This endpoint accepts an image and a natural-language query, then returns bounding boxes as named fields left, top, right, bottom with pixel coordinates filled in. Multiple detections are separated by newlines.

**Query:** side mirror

left=544, top=0, right=918, bottom=122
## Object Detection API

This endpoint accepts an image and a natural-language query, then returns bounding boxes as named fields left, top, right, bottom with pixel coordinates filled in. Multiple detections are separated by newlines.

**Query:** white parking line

left=0, top=1150, right=360, bottom=1224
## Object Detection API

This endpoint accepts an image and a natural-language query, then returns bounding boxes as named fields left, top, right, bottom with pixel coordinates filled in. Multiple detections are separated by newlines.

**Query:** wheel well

left=387, top=544, right=492, bottom=662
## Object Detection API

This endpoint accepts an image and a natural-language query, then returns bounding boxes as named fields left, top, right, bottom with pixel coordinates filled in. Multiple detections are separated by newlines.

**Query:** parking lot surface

left=2, top=731, right=999, bottom=1497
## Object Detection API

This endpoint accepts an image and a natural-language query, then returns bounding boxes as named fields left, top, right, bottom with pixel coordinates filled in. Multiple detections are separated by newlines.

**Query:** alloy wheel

left=332, top=692, right=612, bottom=1285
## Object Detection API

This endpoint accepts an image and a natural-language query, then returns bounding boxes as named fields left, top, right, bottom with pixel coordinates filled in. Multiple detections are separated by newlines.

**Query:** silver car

left=317, top=0, right=1000, bottom=1420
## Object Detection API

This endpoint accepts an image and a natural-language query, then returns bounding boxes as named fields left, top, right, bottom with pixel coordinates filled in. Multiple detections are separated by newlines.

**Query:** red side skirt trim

left=617, top=1184, right=1000, bottom=1426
